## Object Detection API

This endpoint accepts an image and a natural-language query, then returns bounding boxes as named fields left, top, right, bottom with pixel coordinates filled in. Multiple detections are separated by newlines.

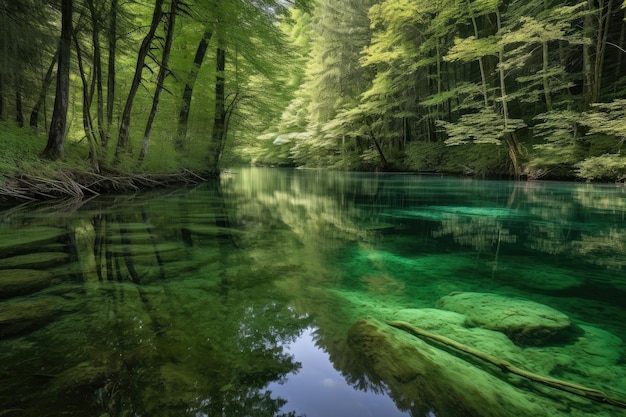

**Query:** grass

left=0, top=122, right=97, bottom=182
left=0, top=120, right=214, bottom=181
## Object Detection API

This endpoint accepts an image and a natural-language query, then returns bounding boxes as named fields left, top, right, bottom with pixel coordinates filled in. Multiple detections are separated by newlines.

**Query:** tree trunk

left=594, top=0, right=613, bottom=102
left=115, top=0, right=164, bottom=160
left=467, top=0, right=489, bottom=108
left=30, top=49, right=58, bottom=129
left=138, top=0, right=178, bottom=164
left=176, top=29, right=213, bottom=150
left=209, top=41, right=226, bottom=170
left=72, top=24, right=100, bottom=172
left=87, top=0, right=106, bottom=147
left=496, top=7, right=522, bottom=177
left=43, top=0, right=72, bottom=160
left=542, top=41, right=552, bottom=111
left=0, top=76, right=4, bottom=120
left=583, top=1, right=595, bottom=104
left=106, top=0, right=118, bottom=141
left=15, top=87, right=24, bottom=127
left=583, top=0, right=614, bottom=104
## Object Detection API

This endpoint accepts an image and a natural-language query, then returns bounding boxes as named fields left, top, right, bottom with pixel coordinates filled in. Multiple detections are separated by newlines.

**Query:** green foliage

left=406, top=140, right=508, bottom=176
left=530, top=110, right=582, bottom=167
left=581, top=99, right=626, bottom=143
left=576, top=154, right=626, bottom=181
left=2, top=0, right=626, bottom=181
left=574, top=99, right=626, bottom=181
left=405, top=141, right=448, bottom=172
left=439, top=108, right=525, bottom=146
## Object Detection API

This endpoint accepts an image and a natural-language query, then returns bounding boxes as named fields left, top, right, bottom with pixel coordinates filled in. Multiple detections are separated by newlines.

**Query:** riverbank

left=0, top=122, right=214, bottom=204
left=0, top=168, right=211, bottom=203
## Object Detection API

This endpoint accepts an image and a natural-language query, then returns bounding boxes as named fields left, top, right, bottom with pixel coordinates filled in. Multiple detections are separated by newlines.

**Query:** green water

left=0, top=168, right=625, bottom=417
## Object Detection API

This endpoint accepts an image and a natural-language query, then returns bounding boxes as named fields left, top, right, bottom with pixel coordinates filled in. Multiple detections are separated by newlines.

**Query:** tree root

left=0, top=169, right=210, bottom=202
left=386, top=320, right=626, bottom=410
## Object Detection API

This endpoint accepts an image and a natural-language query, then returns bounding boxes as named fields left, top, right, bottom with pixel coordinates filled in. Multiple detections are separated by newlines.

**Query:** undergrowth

left=0, top=121, right=212, bottom=188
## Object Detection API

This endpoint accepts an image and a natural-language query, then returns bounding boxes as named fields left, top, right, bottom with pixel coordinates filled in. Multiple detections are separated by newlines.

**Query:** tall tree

left=176, top=28, right=212, bottom=150
left=42, top=0, right=72, bottom=160
left=86, top=0, right=106, bottom=146
left=139, top=0, right=179, bottom=163
left=115, top=0, right=164, bottom=159
left=29, top=49, right=58, bottom=129
left=209, top=38, right=226, bottom=170
left=106, top=0, right=118, bottom=139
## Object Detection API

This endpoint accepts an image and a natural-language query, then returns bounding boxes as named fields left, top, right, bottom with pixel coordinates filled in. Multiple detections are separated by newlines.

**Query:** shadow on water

left=1, top=168, right=626, bottom=416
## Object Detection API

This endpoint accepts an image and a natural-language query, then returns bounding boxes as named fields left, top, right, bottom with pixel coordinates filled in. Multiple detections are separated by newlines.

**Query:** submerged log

left=347, top=318, right=621, bottom=417
left=387, top=320, right=626, bottom=410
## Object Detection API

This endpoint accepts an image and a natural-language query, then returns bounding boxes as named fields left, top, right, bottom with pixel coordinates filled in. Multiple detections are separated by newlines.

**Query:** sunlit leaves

left=439, top=108, right=525, bottom=145
left=581, top=99, right=626, bottom=142
left=576, top=154, right=626, bottom=181
left=531, top=110, right=581, bottom=166
left=575, top=99, right=626, bottom=180
left=445, top=36, right=499, bottom=62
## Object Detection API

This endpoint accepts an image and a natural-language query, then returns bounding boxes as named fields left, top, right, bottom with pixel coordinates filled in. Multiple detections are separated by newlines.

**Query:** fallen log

left=387, top=320, right=626, bottom=410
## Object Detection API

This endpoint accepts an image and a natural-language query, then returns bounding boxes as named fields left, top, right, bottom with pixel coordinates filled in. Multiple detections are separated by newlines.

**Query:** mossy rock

left=0, top=252, right=70, bottom=270
left=50, top=361, right=112, bottom=393
left=436, top=292, right=571, bottom=345
left=348, top=318, right=559, bottom=417
left=0, top=296, right=67, bottom=337
left=0, top=227, right=67, bottom=255
left=0, top=269, right=55, bottom=298
left=515, top=265, right=584, bottom=291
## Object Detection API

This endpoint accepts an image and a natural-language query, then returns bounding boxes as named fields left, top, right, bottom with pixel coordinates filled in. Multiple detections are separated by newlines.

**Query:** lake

left=1, top=167, right=625, bottom=417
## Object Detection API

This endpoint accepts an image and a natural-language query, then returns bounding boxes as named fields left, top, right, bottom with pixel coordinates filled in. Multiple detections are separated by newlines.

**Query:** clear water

left=0, top=168, right=625, bottom=417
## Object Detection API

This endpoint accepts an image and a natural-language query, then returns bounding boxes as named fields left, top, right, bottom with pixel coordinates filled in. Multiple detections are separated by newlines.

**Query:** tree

left=115, top=0, right=164, bottom=159
left=176, top=28, right=212, bottom=150
left=1, top=0, right=56, bottom=129
left=106, top=0, right=118, bottom=139
left=42, top=0, right=72, bottom=160
left=138, top=0, right=179, bottom=163
left=288, top=0, right=377, bottom=169
left=29, top=49, right=58, bottom=129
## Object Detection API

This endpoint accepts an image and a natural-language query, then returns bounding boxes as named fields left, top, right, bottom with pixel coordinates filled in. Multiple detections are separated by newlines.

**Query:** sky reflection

left=268, top=327, right=410, bottom=417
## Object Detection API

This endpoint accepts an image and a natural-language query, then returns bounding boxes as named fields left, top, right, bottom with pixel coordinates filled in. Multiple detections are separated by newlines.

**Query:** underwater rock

left=51, top=361, right=112, bottom=392
left=360, top=274, right=405, bottom=295
left=436, top=292, right=571, bottom=345
left=516, top=266, right=584, bottom=291
left=0, top=296, right=67, bottom=337
left=0, top=269, right=55, bottom=298
left=0, top=252, right=70, bottom=270
left=392, top=308, right=522, bottom=361
left=0, top=227, right=68, bottom=258
left=347, top=318, right=589, bottom=417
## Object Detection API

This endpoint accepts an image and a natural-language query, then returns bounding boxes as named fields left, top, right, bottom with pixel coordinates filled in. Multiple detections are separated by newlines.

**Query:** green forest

left=1, top=0, right=626, bottom=185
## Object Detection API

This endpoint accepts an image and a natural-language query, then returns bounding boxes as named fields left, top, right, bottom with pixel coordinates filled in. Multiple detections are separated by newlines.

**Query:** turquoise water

left=0, top=168, right=625, bottom=416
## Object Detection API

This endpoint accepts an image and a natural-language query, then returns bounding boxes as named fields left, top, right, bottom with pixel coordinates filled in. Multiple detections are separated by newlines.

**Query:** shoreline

left=0, top=168, right=214, bottom=205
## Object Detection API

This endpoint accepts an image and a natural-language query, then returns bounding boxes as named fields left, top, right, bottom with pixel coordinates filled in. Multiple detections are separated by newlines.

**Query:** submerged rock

left=0, top=296, right=67, bottom=337
left=516, top=265, right=584, bottom=291
left=0, top=269, right=55, bottom=298
left=436, top=292, right=571, bottom=345
left=0, top=252, right=70, bottom=270
left=347, top=318, right=602, bottom=417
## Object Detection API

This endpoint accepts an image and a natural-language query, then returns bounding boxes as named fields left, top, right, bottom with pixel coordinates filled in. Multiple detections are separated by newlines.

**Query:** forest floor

left=0, top=122, right=212, bottom=205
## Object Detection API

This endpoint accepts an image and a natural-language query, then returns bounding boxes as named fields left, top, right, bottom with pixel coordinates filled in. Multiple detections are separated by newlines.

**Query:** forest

left=1, top=0, right=626, bottom=185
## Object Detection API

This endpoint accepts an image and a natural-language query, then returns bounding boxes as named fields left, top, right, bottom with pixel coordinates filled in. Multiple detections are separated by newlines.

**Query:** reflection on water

left=0, top=168, right=625, bottom=417
left=268, top=327, right=409, bottom=417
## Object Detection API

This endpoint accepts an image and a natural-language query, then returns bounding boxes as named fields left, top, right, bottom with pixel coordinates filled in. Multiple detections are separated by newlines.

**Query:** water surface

left=0, top=168, right=625, bottom=416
